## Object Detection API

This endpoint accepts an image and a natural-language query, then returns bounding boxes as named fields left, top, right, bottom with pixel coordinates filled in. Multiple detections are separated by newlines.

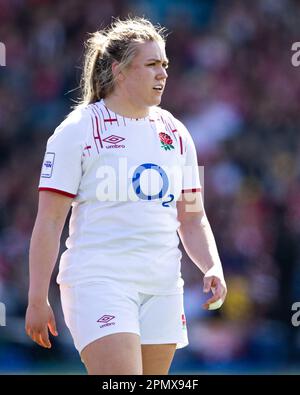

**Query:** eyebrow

left=146, top=58, right=169, bottom=65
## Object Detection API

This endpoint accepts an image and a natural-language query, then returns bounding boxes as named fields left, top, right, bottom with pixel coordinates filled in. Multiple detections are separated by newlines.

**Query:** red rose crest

left=159, top=132, right=175, bottom=151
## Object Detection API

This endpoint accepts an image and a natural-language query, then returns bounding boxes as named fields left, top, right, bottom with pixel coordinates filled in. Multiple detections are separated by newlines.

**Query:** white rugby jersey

left=39, top=99, right=201, bottom=294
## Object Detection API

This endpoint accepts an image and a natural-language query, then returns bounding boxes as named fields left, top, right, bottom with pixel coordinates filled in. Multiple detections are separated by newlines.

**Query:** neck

left=104, top=93, right=150, bottom=118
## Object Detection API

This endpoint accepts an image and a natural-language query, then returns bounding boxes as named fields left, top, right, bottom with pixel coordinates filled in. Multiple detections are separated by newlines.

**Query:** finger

left=202, top=284, right=223, bottom=306
left=211, top=283, right=224, bottom=300
left=202, top=302, right=211, bottom=310
left=39, top=330, right=51, bottom=348
left=48, top=316, right=58, bottom=336
left=203, top=276, right=213, bottom=293
left=25, top=327, right=31, bottom=338
left=209, top=292, right=222, bottom=303
left=203, top=286, right=226, bottom=309
left=31, top=331, right=49, bottom=348
left=213, top=284, right=227, bottom=302
left=32, top=333, right=43, bottom=347
left=202, top=294, right=220, bottom=308
left=202, top=296, right=223, bottom=310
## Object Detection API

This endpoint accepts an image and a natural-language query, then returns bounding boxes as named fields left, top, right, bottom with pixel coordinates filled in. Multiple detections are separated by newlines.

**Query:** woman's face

left=120, top=40, right=169, bottom=111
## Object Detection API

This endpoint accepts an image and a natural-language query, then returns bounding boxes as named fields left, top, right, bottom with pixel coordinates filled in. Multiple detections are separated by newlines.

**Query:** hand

left=202, top=274, right=227, bottom=310
left=25, top=301, right=58, bottom=348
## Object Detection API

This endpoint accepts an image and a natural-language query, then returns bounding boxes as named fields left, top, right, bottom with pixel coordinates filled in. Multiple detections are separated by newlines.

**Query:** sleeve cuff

left=181, top=187, right=201, bottom=193
left=38, top=187, right=76, bottom=198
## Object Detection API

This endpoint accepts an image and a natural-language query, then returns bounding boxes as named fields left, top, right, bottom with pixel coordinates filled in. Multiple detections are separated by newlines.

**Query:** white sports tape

left=208, top=299, right=223, bottom=310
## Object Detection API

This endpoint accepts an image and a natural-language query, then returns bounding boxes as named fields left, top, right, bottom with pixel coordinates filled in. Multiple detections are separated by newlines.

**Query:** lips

left=153, top=84, right=164, bottom=91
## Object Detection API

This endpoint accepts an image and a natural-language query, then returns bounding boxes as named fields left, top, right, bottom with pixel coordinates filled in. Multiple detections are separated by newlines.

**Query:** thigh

left=81, top=332, right=143, bottom=375
left=60, top=282, right=140, bottom=355
left=142, top=343, right=176, bottom=375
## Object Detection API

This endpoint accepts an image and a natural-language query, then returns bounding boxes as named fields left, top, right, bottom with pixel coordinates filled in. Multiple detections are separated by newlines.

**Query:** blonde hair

left=79, top=17, right=167, bottom=105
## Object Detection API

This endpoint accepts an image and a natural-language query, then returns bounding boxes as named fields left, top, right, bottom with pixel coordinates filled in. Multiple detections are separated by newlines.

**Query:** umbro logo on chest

left=103, top=135, right=126, bottom=149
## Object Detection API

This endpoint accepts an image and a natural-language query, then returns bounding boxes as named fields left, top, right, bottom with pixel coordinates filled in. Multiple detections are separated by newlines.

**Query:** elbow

left=178, top=211, right=206, bottom=229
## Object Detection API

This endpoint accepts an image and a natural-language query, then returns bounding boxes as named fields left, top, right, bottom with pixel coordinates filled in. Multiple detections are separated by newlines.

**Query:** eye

left=146, top=62, right=169, bottom=69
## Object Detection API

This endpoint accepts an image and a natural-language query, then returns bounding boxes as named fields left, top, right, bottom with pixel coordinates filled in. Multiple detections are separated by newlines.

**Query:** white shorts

left=60, top=281, right=188, bottom=354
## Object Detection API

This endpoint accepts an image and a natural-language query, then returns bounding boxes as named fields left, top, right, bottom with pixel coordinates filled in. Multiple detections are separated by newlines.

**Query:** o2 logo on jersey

left=96, top=160, right=181, bottom=206
left=132, top=163, right=174, bottom=206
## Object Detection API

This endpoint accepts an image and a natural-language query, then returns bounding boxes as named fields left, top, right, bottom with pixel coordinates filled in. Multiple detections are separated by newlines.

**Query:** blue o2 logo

left=162, top=194, right=174, bottom=207
left=132, top=163, right=174, bottom=206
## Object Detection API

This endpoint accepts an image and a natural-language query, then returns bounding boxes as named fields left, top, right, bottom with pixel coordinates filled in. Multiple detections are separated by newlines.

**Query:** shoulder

left=59, top=104, right=93, bottom=130
left=50, top=104, right=93, bottom=142
left=154, top=106, right=190, bottom=138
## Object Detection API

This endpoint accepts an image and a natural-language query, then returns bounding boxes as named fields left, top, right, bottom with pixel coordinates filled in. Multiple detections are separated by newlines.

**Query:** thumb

left=203, top=277, right=212, bottom=293
left=48, top=313, right=58, bottom=336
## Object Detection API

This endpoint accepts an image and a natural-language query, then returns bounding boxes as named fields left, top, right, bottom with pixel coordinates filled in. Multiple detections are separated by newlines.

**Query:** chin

left=152, top=97, right=162, bottom=106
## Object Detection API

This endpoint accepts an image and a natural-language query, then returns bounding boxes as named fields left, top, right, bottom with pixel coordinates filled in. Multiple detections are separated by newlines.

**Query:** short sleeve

left=38, top=108, right=88, bottom=197
left=173, top=118, right=201, bottom=194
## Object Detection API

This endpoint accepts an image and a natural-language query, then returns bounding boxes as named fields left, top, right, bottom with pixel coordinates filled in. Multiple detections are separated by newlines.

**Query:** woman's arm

left=25, top=191, right=73, bottom=348
left=177, top=191, right=227, bottom=310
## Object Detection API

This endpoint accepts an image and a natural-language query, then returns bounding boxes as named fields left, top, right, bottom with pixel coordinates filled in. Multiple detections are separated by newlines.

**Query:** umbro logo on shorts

left=97, top=314, right=116, bottom=328
left=103, top=135, right=125, bottom=149
left=97, top=314, right=115, bottom=323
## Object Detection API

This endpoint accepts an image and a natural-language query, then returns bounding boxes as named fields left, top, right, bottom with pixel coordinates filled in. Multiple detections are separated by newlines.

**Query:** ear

left=112, top=61, right=125, bottom=82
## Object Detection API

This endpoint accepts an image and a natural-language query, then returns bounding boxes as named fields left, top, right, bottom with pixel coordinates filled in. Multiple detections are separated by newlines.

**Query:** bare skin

left=105, top=40, right=168, bottom=118
left=25, top=41, right=226, bottom=375
left=25, top=193, right=226, bottom=370
left=81, top=333, right=143, bottom=375
left=25, top=191, right=178, bottom=374
left=25, top=191, right=72, bottom=348
left=80, top=333, right=176, bottom=375
left=177, top=191, right=227, bottom=309
left=141, top=344, right=176, bottom=375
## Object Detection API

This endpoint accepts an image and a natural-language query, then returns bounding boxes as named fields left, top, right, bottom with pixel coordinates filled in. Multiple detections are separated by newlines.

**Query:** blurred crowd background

left=0, top=0, right=300, bottom=374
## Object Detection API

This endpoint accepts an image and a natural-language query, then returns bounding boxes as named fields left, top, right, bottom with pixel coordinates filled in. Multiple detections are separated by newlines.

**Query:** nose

left=156, top=66, right=168, bottom=80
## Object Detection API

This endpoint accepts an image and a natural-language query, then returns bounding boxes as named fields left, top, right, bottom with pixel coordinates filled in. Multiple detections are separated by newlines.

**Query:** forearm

left=28, top=217, right=62, bottom=304
left=178, top=214, right=224, bottom=279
